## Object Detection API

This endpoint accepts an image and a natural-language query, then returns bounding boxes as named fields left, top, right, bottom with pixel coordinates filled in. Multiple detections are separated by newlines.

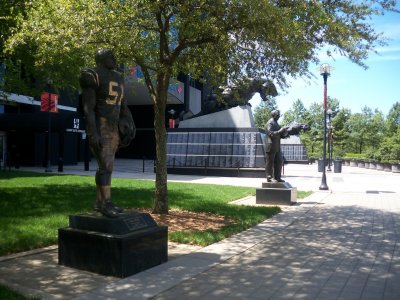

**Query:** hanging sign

left=40, top=92, right=58, bottom=113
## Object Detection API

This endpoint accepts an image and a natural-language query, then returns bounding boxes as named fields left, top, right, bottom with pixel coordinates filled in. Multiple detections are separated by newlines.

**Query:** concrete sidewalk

left=1, top=162, right=400, bottom=299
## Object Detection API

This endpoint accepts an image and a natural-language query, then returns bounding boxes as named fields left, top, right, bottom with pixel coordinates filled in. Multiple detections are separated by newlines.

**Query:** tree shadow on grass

left=0, top=185, right=154, bottom=217
left=0, top=171, right=278, bottom=255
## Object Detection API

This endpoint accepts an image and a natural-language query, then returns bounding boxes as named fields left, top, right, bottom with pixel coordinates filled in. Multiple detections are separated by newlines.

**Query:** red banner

left=50, top=93, right=58, bottom=113
left=41, top=92, right=58, bottom=113
left=40, top=93, right=48, bottom=112
left=169, top=118, right=175, bottom=128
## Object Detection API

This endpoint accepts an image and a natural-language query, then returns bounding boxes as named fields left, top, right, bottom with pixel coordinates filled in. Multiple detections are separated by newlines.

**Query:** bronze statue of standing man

left=265, top=110, right=287, bottom=183
left=80, top=49, right=135, bottom=217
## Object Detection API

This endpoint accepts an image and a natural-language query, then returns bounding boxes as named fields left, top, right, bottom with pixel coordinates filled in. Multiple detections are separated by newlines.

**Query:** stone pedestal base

left=58, top=211, right=168, bottom=278
left=256, top=182, right=297, bottom=205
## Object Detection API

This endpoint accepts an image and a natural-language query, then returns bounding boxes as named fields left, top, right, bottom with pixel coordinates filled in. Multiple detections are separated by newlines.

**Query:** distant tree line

left=254, top=98, right=400, bottom=163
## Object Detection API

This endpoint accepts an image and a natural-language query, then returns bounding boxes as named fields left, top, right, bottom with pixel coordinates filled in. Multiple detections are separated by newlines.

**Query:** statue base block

left=256, top=182, right=297, bottom=205
left=58, top=211, right=168, bottom=278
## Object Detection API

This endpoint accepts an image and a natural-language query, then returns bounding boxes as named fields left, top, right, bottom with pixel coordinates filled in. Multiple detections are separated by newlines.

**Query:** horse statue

left=181, top=77, right=277, bottom=120
left=282, top=122, right=310, bottom=138
left=222, top=77, right=277, bottom=105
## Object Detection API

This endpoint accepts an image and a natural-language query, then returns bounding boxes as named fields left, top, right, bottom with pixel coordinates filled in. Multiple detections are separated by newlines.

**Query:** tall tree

left=299, top=101, right=324, bottom=156
left=281, top=99, right=308, bottom=126
left=0, top=0, right=37, bottom=95
left=351, top=106, right=385, bottom=154
left=0, top=0, right=26, bottom=55
left=4, top=0, right=398, bottom=213
left=368, top=108, right=385, bottom=146
left=253, top=98, right=278, bottom=129
left=330, top=108, right=351, bottom=156
left=348, top=111, right=371, bottom=153
left=299, top=97, right=340, bottom=156
left=385, top=101, right=400, bottom=136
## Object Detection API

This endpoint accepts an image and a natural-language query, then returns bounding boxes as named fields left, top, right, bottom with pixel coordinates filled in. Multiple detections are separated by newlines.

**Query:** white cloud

left=369, top=45, right=400, bottom=61
left=370, top=54, right=400, bottom=61
left=375, top=46, right=400, bottom=53
left=377, top=23, right=400, bottom=40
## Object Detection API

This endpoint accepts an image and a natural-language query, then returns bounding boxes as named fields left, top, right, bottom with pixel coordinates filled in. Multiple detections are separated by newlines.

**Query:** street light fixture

left=318, top=64, right=333, bottom=190
left=326, top=108, right=333, bottom=171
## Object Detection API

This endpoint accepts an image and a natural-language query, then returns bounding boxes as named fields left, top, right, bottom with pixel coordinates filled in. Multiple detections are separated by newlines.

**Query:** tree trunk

left=152, top=72, right=169, bottom=214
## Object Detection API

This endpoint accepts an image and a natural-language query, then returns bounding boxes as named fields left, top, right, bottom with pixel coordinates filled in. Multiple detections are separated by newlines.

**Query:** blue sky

left=250, top=7, right=400, bottom=117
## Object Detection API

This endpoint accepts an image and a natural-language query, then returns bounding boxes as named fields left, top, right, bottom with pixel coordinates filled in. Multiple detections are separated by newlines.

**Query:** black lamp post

left=319, top=64, right=332, bottom=190
left=326, top=108, right=333, bottom=171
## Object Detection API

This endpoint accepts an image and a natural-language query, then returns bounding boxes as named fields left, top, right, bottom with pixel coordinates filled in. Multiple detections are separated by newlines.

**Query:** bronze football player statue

left=80, top=49, right=135, bottom=218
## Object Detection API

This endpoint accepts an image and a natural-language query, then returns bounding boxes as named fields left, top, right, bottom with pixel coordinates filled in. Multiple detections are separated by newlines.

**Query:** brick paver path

left=153, top=192, right=400, bottom=300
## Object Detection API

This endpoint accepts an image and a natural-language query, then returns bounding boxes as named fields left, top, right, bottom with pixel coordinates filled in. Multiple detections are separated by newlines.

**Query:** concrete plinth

left=179, top=105, right=255, bottom=128
left=256, top=182, right=297, bottom=205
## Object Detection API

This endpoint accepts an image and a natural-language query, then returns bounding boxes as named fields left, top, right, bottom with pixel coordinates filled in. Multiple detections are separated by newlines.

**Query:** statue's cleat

left=107, top=200, right=124, bottom=213
left=276, top=178, right=285, bottom=183
left=94, top=201, right=102, bottom=212
left=94, top=201, right=120, bottom=218
left=95, top=200, right=123, bottom=214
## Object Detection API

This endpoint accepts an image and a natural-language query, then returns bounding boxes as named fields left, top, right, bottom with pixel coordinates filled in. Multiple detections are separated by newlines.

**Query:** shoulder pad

left=112, top=69, right=124, bottom=81
left=79, top=68, right=99, bottom=89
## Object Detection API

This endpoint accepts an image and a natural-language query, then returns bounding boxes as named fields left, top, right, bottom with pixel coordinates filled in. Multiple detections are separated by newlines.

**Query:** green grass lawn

left=0, top=285, right=40, bottom=300
left=0, top=170, right=311, bottom=256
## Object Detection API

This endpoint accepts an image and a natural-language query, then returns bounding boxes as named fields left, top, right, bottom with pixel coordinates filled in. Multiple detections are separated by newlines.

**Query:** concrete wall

left=178, top=106, right=255, bottom=128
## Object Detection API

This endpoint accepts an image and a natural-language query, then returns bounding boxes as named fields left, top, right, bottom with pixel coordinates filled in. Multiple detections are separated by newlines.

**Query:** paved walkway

left=1, top=161, right=400, bottom=299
